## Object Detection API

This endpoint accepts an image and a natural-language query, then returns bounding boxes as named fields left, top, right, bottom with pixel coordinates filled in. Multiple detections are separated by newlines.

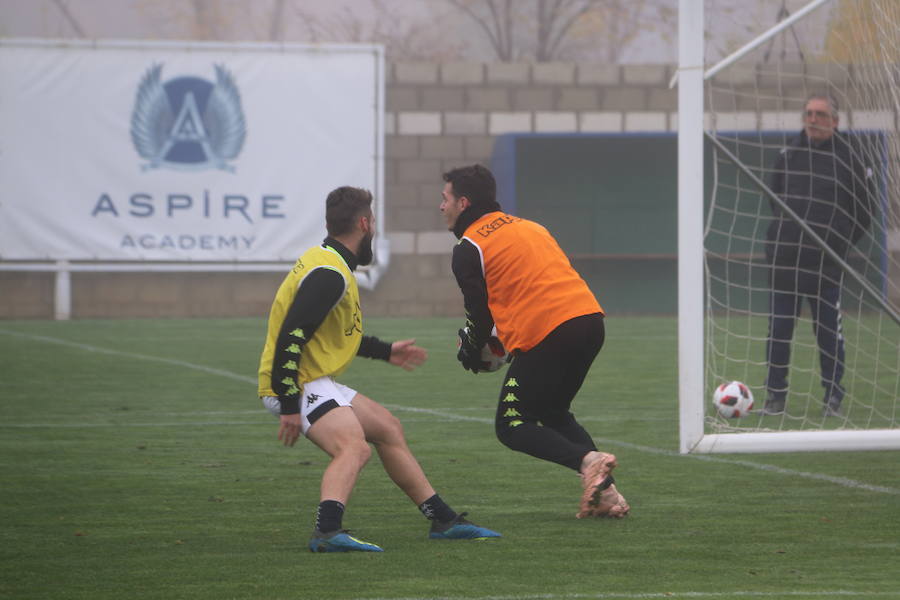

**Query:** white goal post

left=677, top=0, right=900, bottom=453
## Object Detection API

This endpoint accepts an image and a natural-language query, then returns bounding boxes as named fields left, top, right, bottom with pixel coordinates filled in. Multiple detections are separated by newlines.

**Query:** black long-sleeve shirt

left=450, top=205, right=499, bottom=349
left=272, top=237, right=391, bottom=414
left=766, top=130, right=873, bottom=282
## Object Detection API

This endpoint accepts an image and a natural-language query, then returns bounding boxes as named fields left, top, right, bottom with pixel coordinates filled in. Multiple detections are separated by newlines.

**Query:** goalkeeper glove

left=456, top=328, right=483, bottom=374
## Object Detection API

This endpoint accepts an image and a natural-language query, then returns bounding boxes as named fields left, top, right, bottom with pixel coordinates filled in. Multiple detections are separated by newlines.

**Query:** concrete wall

left=2, top=61, right=897, bottom=319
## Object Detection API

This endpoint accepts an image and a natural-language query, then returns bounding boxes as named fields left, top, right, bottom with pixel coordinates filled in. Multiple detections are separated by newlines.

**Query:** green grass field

left=1, top=316, right=898, bottom=600
left=706, top=312, right=900, bottom=431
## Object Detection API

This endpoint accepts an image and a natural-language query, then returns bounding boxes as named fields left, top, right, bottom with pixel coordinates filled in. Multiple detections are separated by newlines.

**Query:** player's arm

left=451, top=239, right=495, bottom=373
left=451, top=239, right=494, bottom=348
left=358, top=335, right=392, bottom=361
left=270, top=267, right=345, bottom=415
left=358, top=336, right=427, bottom=371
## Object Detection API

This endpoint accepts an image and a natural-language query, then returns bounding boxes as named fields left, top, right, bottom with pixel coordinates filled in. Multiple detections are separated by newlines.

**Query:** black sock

left=418, top=494, right=457, bottom=523
left=315, top=500, right=345, bottom=533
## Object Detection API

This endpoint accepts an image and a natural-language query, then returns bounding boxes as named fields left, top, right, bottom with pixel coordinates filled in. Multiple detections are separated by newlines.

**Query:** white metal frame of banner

left=0, top=38, right=388, bottom=320
left=0, top=256, right=390, bottom=320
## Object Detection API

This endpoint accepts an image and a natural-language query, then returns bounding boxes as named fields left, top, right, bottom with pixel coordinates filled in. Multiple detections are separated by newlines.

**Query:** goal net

left=681, top=0, right=900, bottom=453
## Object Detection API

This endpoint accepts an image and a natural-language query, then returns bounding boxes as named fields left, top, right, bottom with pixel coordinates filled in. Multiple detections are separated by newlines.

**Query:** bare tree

left=573, top=1, right=676, bottom=63
left=50, top=0, right=86, bottom=37
left=534, top=0, right=596, bottom=61
left=44, top=0, right=673, bottom=61
left=269, top=0, right=287, bottom=41
left=292, top=0, right=462, bottom=61
left=447, top=0, right=674, bottom=62
left=187, top=0, right=231, bottom=40
left=134, top=0, right=278, bottom=42
left=448, top=0, right=515, bottom=60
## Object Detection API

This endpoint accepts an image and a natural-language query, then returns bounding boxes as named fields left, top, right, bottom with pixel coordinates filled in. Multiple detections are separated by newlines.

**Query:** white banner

left=0, top=40, right=383, bottom=261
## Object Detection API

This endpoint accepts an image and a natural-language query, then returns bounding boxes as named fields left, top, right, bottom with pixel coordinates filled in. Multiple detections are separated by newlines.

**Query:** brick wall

left=373, top=61, right=676, bottom=319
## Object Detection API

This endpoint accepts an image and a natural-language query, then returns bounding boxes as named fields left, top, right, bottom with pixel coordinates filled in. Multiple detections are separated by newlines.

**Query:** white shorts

left=261, top=377, right=358, bottom=435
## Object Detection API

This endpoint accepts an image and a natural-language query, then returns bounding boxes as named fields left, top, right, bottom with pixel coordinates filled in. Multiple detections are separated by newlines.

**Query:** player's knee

left=385, top=415, right=406, bottom=443
left=541, top=412, right=574, bottom=429
left=495, top=421, right=523, bottom=450
left=388, top=409, right=405, bottom=431
left=355, top=440, right=373, bottom=466
left=336, top=437, right=372, bottom=465
left=368, top=412, right=406, bottom=447
left=496, top=429, right=512, bottom=450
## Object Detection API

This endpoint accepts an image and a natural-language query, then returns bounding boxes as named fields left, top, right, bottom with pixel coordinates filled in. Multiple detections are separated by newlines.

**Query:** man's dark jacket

left=766, top=129, right=873, bottom=286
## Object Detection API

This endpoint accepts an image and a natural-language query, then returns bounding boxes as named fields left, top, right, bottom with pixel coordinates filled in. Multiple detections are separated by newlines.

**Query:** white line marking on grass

left=4, top=329, right=898, bottom=497
left=3, top=421, right=270, bottom=428
left=382, top=404, right=494, bottom=424
left=94, top=336, right=263, bottom=343
left=158, top=409, right=264, bottom=416
left=596, top=438, right=900, bottom=496
left=353, top=591, right=900, bottom=599
left=383, top=405, right=900, bottom=497
left=0, top=329, right=256, bottom=385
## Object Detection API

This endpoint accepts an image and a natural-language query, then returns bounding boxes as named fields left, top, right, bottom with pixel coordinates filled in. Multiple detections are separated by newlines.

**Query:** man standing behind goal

left=762, top=94, right=873, bottom=417
left=258, top=186, right=500, bottom=552
left=440, top=164, right=629, bottom=519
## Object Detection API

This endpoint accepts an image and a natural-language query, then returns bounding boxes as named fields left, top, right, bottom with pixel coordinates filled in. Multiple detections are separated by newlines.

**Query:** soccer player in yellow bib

left=258, top=186, right=499, bottom=552
left=440, top=165, right=629, bottom=520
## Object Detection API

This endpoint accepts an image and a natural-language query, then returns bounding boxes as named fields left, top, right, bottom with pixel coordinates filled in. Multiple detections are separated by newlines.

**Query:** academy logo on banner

left=130, top=63, right=247, bottom=173
left=0, top=41, right=380, bottom=261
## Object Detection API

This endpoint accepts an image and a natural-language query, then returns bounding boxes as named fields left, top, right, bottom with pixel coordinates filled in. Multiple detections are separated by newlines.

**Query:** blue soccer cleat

left=309, top=530, right=384, bottom=553
left=429, top=512, right=501, bottom=540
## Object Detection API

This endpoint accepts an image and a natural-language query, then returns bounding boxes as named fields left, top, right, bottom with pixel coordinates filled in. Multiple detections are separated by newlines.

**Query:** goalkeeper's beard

left=357, top=231, right=374, bottom=266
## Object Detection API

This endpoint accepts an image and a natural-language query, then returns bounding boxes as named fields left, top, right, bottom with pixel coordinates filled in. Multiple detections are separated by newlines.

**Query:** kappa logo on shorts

left=306, top=393, right=336, bottom=407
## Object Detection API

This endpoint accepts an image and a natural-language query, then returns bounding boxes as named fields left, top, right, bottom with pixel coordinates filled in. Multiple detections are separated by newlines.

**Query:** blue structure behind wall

left=491, top=132, right=887, bottom=316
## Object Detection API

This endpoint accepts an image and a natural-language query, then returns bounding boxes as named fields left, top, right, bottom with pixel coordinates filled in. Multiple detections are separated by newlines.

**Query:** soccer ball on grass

left=712, top=381, right=754, bottom=418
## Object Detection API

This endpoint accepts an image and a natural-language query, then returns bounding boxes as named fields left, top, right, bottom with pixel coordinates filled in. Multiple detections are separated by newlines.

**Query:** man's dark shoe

left=823, top=386, right=844, bottom=417
left=760, top=394, right=785, bottom=415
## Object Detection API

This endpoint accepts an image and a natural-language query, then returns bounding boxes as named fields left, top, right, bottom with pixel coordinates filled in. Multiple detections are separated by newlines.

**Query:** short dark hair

left=442, top=164, right=500, bottom=212
left=325, top=186, right=373, bottom=237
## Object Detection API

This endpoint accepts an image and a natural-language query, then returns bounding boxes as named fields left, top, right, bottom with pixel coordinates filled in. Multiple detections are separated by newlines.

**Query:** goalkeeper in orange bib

left=440, top=164, right=629, bottom=519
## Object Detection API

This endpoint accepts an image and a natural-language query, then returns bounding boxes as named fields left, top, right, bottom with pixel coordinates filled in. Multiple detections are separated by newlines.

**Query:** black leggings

left=494, top=313, right=605, bottom=471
